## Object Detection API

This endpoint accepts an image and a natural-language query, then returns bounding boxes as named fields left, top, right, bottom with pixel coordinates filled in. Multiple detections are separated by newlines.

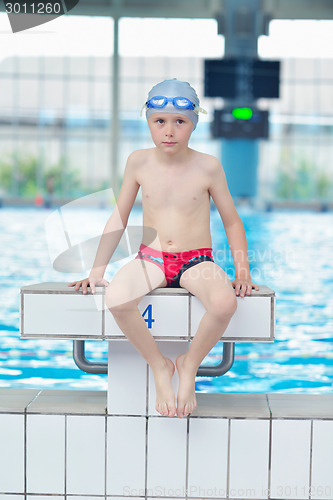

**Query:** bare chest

left=140, top=167, right=210, bottom=211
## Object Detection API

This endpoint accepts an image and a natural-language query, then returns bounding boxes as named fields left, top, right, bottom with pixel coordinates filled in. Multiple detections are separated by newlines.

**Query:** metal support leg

left=197, top=342, right=235, bottom=377
left=73, top=340, right=108, bottom=374
left=73, top=340, right=234, bottom=377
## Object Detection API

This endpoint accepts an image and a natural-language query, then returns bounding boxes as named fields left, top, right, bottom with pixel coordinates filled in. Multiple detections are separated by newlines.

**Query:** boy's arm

left=208, top=158, right=259, bottom=297
left=89, top=152, right=140, bottom=280
left=69, top=152, right=140, bottom=294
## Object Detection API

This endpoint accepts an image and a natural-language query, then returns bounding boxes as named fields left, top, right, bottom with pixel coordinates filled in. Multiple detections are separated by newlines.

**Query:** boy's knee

left=208, top=290, right=237, bottom=320
left=105, top=285, right=137, bottom=314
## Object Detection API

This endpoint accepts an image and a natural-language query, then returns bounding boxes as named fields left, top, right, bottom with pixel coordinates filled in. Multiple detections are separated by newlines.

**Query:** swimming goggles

left=141, top=96, right=207, bottom=116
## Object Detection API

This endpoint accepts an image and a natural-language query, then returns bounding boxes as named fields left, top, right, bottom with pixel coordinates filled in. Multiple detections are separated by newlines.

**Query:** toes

left=184, top=404, right=190, bottom=417
left=177, top=403, right=185, bottom=418
left=156, top=401, right=177, bottom=417
left=187, top=400, right=196, bottom=416
left=168, top=404, right=176, bottom=418
left=156, top=402, right=167, bottom=416
left=162, top=404, right=169, bottom=416
left=188, top=400, right=197, bottom=416
left=177, top=400, right=197, bottom=418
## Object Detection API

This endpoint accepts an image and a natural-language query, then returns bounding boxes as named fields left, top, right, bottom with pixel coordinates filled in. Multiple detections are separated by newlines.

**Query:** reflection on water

left=0, top=207, right=332, bottom=393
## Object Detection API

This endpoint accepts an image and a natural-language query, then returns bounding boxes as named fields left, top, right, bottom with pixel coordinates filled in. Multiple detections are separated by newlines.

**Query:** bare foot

left=153, top=358, right=176, bottom=417
left=176, top=353, right=197, bottom=418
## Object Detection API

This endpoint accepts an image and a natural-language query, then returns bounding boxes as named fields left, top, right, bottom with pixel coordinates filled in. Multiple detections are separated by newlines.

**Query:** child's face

left=148, top=113, right=194, bottom=153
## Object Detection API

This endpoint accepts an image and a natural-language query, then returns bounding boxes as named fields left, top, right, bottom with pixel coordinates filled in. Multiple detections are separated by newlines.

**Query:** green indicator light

left=232, top=107, right=253, bottom=120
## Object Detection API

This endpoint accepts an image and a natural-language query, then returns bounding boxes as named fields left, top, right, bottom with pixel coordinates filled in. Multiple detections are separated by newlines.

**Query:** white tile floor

left=229, top=419, right=270, bottom=499
left=270, top=420, right=312, bottom=499
left=107, top=416, right=146, bottom=495
left=188, top=418, right=228, bottom=498
left=311, top=420, right=333, bottom=500
left=66, top=415, right=105, bottom=495
left=26, top=414, right=65, bottom=494
left=147, top=417, right=187, bottom=495
left=0, top=414, right=25, bottom=494
left=0, top=496, right=25, bottom=500
left=0, top=390, right=332, bottom=500
left=27, top=497, right=65, bottom=500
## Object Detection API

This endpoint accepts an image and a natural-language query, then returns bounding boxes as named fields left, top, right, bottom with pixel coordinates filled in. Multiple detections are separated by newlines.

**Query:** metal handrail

left=197, top=342, right=235, bottom=377
left=73, top=340, right=108, bottom=374
left=73, top=340, right=235, bottom=377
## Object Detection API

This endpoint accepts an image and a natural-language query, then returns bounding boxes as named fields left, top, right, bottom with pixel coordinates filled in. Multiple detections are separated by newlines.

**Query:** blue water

left=1, top=207, right=333, bottom=393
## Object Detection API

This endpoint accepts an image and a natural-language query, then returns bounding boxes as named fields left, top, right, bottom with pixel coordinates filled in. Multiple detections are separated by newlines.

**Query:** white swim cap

left=143, top=78, right=206, bottom=130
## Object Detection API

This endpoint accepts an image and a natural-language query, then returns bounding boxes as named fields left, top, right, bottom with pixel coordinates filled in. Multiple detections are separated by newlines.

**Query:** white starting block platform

left=20, top=282, right=275, bottom=416
left=20, top=282, right=275, bottom=342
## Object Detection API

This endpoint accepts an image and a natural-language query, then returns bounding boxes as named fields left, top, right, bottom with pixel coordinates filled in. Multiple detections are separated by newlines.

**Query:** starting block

left=20, top=282, right=275, bottom=415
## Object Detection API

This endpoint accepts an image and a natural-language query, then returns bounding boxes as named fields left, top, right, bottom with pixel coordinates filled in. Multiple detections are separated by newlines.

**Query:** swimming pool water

left=1, top=207, right=332, bottom=393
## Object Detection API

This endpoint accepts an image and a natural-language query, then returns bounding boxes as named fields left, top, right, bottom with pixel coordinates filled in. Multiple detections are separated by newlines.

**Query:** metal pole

left=73, top=340, right=108, bottom=374
left=73, top=339, right=234, bottom=378
left=111, top=15, right=120, bottom=193
left=197, top=343, right=235, bottom=377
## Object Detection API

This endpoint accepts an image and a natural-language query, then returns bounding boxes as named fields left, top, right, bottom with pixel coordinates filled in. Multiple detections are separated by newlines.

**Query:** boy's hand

left=68, top=277, right=109, bottom=295
left=232, top=278, right=259, bottom=297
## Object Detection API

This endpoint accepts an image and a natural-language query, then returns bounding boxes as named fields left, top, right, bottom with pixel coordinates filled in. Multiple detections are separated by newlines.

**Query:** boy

left=70, top=79, right=258, bottom=419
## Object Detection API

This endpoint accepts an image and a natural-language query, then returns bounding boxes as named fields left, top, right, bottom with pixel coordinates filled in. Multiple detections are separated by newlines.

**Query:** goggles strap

left=140, top=104, right=147, bottom=117
left=193, top=106, right=208, bottom=116
left=140, top=100, right=207, bottom=117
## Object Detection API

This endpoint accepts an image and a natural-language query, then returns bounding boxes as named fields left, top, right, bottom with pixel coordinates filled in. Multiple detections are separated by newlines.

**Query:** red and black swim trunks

left=135, top=244, right=214, bottom=288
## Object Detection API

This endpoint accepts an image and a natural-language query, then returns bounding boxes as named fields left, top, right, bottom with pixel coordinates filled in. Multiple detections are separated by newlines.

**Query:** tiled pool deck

left=0, top=390, right=332, bottom=500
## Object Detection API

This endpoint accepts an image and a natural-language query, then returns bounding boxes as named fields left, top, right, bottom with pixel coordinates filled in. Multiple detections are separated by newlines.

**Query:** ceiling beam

left=265, top=0, right=333, bottom=19
left=1, top=0, right=333, bottom=19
